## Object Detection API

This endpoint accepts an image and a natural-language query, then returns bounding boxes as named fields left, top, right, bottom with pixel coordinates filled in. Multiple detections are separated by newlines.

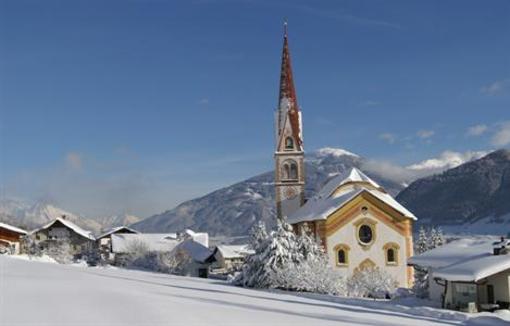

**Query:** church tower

left=274, top=23, right=305, bottom=220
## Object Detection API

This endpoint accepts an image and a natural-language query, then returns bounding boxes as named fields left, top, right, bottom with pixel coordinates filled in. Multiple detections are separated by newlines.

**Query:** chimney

left=61, top=214, right=66, bottom=220
left=493, top=236, right=507, bottom=255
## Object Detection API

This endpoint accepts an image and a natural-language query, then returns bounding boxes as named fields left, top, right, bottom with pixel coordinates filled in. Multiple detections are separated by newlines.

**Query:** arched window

left=334, top=244, right=350, bottom=267
left=289, top=162, right=298, bottom=180
left=285, top=137, right=294, bottom=150
left=387, top=248, right=395, bottom=263
left=282, top=159, right=298, bottom=180
left=383, top=242, right=400, bottom=265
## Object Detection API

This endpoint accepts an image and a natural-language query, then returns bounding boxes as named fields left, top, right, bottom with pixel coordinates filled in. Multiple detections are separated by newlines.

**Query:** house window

left=358, top=225, right=373, bottom=244
left=285, top=137, right=294, bottom=150
left=383, top=242, right=400, bottom=265
left=334, top=244, right=350, bottom=267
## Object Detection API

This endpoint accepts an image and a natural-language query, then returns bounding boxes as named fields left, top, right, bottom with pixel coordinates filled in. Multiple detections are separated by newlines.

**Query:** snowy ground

left=1, top=256, right=509, bottom=326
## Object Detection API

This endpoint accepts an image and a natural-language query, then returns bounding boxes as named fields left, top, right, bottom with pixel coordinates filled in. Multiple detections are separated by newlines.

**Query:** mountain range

left=130, top=148, right=476, bottom=236
left=2, top=147, right=507, bottom=237
left=397, top=149, right=510, bottom=234
left=0, top=198, right=141, bottom=234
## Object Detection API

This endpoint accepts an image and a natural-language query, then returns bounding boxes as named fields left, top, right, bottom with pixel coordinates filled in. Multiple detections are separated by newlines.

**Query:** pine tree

left=416, top=226, right=429, bottom=254
left=235, top=219, right=301, bottom=289
left=430, top=226, right=444, bottom=249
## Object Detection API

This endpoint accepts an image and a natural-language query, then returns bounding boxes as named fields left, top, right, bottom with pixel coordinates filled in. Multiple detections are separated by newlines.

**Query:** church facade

left=274, top=26, right=416, bottom=287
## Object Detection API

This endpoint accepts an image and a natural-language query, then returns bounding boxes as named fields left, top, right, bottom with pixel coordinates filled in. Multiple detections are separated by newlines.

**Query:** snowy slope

left=132, top=148, right=406, bottom=236
left=2, top=256, right=508, bottom=326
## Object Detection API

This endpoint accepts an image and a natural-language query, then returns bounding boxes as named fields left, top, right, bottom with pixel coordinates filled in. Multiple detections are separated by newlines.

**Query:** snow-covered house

left=96, top=226, right=139, bottom=262
left=0, top=222, right=27, bottom=254
left=287, top=168, right=416, bottom=288
left=409, top=236, right=510, bottom=312
left=27, top=216, right=96, bottom=259
left=212, top=244, right=254, bottom=273
left=171, top=238, right=216, bottom=278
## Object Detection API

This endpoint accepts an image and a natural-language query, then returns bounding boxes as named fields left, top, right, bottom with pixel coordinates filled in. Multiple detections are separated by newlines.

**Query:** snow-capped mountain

left=96, top=214, right=141, bottom=232
left=0, top=198, right=101, bottom=233
left=132, top=148, right=405, bottom=236
left=397, top=149, right=510, bottom=233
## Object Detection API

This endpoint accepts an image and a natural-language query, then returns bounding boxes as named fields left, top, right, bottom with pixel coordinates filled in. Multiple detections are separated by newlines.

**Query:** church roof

left=287, top=168, right=417, bottom=224
left=317, top=168, right=381, bottom=199
left=277, top=22, right=302, bottom=149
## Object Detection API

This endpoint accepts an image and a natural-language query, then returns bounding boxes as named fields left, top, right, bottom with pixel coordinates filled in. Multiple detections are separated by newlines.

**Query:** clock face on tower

left=284, top=186, right=297, bottom=199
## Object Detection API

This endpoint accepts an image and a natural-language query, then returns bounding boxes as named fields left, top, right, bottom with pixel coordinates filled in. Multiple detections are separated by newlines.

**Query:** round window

left=358, top=225, right=373, bottom=244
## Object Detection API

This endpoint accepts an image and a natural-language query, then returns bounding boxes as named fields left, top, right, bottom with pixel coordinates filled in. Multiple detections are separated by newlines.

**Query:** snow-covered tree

left=415, top=226, right=429, bottom=254
left=235, top=219, right=301, bottom=289
left=236, top=220, right=345, bottom=295
left=347, top=267, right=398, bottom=299
left=248, top=220, right=268, bottom=250
left=430, top=227, right=444, bottom=249
left=413, top=226, right=445, bottom=298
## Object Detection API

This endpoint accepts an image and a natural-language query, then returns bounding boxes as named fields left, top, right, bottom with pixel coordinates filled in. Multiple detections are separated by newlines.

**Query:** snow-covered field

left=1, top=256, right=508, bottom=326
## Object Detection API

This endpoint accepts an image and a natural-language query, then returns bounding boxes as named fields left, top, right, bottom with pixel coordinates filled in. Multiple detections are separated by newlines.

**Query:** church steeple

left=276, top=21, right=303, bottom=150
left=274, top=22, right=305, bottom=220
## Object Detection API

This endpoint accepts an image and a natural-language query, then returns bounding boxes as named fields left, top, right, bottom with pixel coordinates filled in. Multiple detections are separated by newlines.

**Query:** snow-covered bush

left=45, top=240, right=73, bottom=264
left=347, top=267, right=398, bottom=299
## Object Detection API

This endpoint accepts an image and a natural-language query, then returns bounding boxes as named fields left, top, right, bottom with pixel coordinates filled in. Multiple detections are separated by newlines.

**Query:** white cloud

left=362, top=150, right=490, bottom=186
left=197, top=98, right=209, bottom=105
left=491, top=121, right=510, bottom=147
left=379, top=133, right=396, bottom=144
left=416, top=130, right=435, bottom=139
left=466, top=124, right=488, bottom=137
left=481, top=79, right=508, bottom=96
left=407, top=150, right=488, bottom=172
left=65, top=152, right=82, bottom=170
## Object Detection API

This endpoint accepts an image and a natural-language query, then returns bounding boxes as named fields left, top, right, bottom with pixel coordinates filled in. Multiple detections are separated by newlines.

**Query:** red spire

left=278, top=21, right=302, bottom=148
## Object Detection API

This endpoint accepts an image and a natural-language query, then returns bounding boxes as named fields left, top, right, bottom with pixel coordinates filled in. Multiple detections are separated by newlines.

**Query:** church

left=273, top=24, right=416, bottom=288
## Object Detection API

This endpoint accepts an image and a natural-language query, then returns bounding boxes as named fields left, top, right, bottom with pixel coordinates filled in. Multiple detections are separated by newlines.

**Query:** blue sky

left=1, top=0, right=509, bottom=217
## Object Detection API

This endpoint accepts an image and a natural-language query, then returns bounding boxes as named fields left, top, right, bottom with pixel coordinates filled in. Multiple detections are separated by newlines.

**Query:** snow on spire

left=277, top=21, right=302, bottom=149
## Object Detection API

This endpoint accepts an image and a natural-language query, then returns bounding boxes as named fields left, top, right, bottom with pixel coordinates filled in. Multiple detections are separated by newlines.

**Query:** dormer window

left=285, top=137, right=294, bottom=150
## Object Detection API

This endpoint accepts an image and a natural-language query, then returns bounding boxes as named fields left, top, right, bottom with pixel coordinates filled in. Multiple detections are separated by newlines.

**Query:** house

left=26, top=216, right=96, bottom=259
left=110, top=233, right=179, bottom=265
left=96, top=226, right=139, bottom=261
left=287, top=168, right=417, bottom=288
left=409, top=236, right=510, bottom=312
left=111, top=232, right=215, bottom=277
left=272, top=25, right=416, bottom=287
left=0, top=222, right=27, bottom=254
left=212, top=244, right=254, bottom=273
left=171, top=238, right=215, bottom=278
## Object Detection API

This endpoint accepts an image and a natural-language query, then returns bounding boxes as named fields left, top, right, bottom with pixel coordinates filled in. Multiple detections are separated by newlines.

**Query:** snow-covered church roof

left=409, top=236, right=510, bottom=282
left=31, top=217, right=95, bottom=240
left=288, top=168, right=416, bottom=224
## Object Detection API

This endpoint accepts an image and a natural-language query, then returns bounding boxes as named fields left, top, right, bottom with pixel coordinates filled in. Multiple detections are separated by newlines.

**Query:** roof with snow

left=409, top=236, right=510, bottom=282
left=288, top=168, right=416, bottom=224
left=0, top=222, right=27, bottom=235
left=31, top=217, right=95, bottom=240
left=215, top=245, right=254, bottom=259
left=111, top=233, right=179, bottom=253
left=97, top=226, right=139, bottom=240
left=173, top=238, right=215, bottom=263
